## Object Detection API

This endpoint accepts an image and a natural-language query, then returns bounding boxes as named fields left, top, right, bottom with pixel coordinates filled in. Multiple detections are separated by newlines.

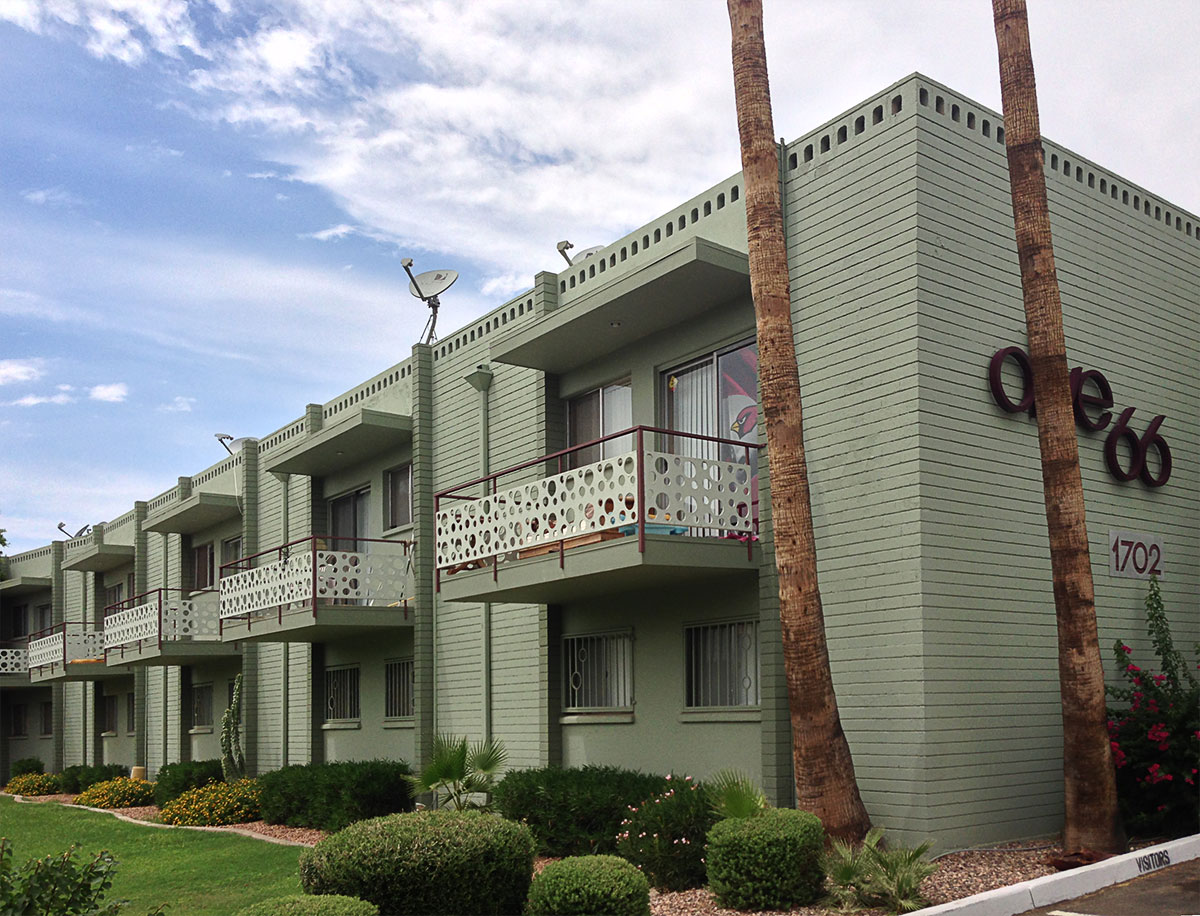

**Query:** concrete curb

left=914, top=834, right=1200, bottom=916
left=6, top=794, right=313, bottom=847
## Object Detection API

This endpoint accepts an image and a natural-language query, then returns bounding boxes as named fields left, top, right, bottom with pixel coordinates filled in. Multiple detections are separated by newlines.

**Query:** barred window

left=325, top=666, right=360, bottom=721
left=685, top=620, right=760, bottom=708
left=385, top=658, right=414, bottom=718
left=41, top=700, right=54, bottom=736
left=562, top=631, right=633, bottom=711
left=192, top=683, right=214, bottom=728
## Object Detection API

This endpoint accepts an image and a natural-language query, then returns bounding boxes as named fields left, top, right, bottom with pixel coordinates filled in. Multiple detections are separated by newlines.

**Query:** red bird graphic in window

left=731, top=404, right=758, bottom=438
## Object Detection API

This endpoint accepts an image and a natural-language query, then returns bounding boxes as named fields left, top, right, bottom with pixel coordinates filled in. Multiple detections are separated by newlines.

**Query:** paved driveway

left=1021, top=860, right=1199, bottom=916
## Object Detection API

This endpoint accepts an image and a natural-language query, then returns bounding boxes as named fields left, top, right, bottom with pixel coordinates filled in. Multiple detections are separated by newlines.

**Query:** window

left=126, top=693, right=136, bottom=735
left=325, top=666, right=360, bottom=721
left=221, top=536, right=243, bottom=570
left=40, top=701, right=53, bottom=736
left=102, top=694, right=119, bottom=735
left=567, top=380, right=632, bottom=468
left=191, top=683, right=214, bottom=728
left=35, top=604, right=52, bottom=633
left=685, top=620, right=760, bottom=708
left=104, top=582, right=125, bottom=611
left=9, top=703, right=27, bottom=737
left=3, top=604, right=28, bottom=640
left=385, top=658, right=415, bottom=718
left=329, top=489, right=369, bottom=552
left=386, top=464, right=413, bottom=530
left=562, top=631, right=633, bottom=711
left=193, top=543, right=215, bottom=591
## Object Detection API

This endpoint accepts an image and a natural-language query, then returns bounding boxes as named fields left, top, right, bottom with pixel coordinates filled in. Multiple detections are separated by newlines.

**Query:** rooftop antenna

left=556, top=240, right=574, bottom=266
left=556, top=240, right=602, bottom=266
left=215, top=433, right=235, bottom=455
left=57, top=522, right=90, bottom=539
left=401, top=258, right=458, bottom=345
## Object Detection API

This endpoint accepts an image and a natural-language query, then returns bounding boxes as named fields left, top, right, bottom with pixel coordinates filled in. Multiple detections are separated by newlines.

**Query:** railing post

left=157, top=591, right=164, bottom=651
left=311, top=538, right=319, bottom=622
left=746, top=443, right=754, bottom=562
left=636, top=427, right=646, bottom=554
left=434, top=494, right=441, bottom=593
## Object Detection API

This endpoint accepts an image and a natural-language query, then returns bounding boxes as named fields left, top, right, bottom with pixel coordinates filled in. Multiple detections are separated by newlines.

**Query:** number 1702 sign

left=1109, top=531, right=1164, bottom=579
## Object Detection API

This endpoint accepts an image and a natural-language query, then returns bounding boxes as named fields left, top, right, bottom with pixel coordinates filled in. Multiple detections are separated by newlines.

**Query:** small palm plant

left=704, top=768, right=767, bottom=819
left=407, top=734, right=507, bottom=810
left=823, top=827, right=937, bottom=914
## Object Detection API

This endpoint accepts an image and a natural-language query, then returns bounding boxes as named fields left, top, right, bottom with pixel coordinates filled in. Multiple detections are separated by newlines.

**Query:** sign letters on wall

left=987, top=346, right=1171, bottom=487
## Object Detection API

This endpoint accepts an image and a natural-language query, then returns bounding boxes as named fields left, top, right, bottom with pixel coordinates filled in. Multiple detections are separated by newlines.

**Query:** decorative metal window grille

left=385, top=658, right=414, bottom=718
left=126, top=693, right=135, bottom=734
left=9, top=703, right=27, bottom=737
left=562, top=632, right=633, bottom=711
left=102, top=695, right=119, bottom=734
left=685, top=620, right=760, bottom=708
left=325, top=666, right=360, bottom=721
left=192, top=683, right=214, bottom=728
left=41, top=701, right=53, bottom=736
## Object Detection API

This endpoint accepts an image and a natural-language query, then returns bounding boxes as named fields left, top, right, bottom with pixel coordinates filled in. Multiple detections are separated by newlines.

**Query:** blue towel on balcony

left=618, top=524, right=688, bottom=536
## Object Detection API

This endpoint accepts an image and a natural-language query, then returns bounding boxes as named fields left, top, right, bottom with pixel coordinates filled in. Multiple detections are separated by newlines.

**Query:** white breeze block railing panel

left=0, top=647, right=27, bottom=674
left=29, top=632, right=65, bottom=668
left=105, top=593, right=221, bottom=649
left=220, top=549, right=413, bottom=619
left=435, top=449, right=754, bottom=567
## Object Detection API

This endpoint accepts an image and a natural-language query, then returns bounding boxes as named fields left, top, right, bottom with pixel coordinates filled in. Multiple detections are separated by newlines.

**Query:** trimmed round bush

left=494, top=765, right=669, bottom=856
left=259, top=760, right=413, bottom=831
left=527, top=855, right=650, bottom=916
left=705, top=808, right=825, bottom=910
left=155, top=758, right=224, bottom=806
left=159, top=778, right=261, bottom=825
left=234, top=895, right=379, bottom=916
left=299, top=810, right=535, bottom=916
left=614, top=775, right=715, bottom=891
left=10, top=757, right=45, bottom=778
left=4, top=772, right=60, bottom=796
left=75, top=776, right=156, bottom=808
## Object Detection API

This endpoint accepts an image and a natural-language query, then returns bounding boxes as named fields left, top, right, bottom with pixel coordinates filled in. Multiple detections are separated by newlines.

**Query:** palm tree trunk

left=727, top=0, right=871, bottom=843
left=992, top=0, right=1124, bottom=854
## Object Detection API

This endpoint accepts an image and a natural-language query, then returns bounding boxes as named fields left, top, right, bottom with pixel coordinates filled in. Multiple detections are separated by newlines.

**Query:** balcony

left=62, top=543, right=134, bottom=573
left=218, top=537, right=415, bottom=642
left=0, top=576, right=52, bottom=598
left=28, top=623, right=132, bottom=682
left=103, top=589, right=240, bottom=666
left=435, top=427, right=762, bottom=604
left=0, top=640, right=29, bottom=684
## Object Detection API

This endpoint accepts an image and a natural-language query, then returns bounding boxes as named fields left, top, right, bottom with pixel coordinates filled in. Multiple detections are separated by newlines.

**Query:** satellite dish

left=572, top=246, right=603, bottom=262
left=226, top=437, right=251, bottom=454
left=408, top=269, right=458, bottom=299
left=401, top=259, right=458, bottom=345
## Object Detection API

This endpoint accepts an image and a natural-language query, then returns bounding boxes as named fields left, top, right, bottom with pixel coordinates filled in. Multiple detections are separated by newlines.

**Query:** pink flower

left=1127, top=663, right=1141, bottom=673
left=1121, top=644, right=1132, bottom=654
left=1153, top=674, right=1167, bottom=684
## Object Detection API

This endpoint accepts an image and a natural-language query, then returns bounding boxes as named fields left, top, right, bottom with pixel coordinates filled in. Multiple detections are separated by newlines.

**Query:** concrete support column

left=50, top=542, right=65, bottom=771
left=240, top=440, right=260, bottom=775
left=133, top=502, right=149, bottom=769
left=410, top=344, right=435, bottom=770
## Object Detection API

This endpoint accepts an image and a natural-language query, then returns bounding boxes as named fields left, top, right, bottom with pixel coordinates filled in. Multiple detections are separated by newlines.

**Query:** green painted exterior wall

left=2, top=74, right=1195, bottom=853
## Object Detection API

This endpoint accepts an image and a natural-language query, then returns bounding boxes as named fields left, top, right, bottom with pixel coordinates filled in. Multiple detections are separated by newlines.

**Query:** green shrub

left=614, top=774, right=715, bottom=891
left=235, top=894, right=379, bottom=916
left=154, top=758, right=224, bottom=806
left=704, top=769, right=767, bottom=820
left=159, top=778, right=261, bottom=826
left=526, top=855, right=650, bottom=916
left=494, top=765, right=669, bottom=856
left=58, top=764, right=128, bottom=794
left=406, top=734, right=507, bottom=811
left=706, top=809, right=824, bottom=910
left=1106, top=577, right=1200, bottom=838
left=10, top=758, right=45, bottom=778
left=259, top=760, right=414, bottom=831
left=299, top=811, right=535, bottom=916
left=0, top=839, right=124, bottom=916
left=4, top=772, right=60, bottom=796
left=76, top=776, right=156, bottom=809
left=823, top=827, right=937, bottom=914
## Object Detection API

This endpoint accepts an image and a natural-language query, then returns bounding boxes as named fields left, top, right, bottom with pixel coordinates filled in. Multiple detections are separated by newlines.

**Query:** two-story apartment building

left=2, top=74, right=1196, bottom=849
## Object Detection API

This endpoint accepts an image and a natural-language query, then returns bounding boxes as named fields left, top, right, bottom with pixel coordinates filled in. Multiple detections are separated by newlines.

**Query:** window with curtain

left=567, top=380, right=632, bottom=468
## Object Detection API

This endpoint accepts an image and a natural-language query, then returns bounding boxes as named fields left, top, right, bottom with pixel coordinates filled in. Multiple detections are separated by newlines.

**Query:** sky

left=1, top=0, right=1196, bottom=554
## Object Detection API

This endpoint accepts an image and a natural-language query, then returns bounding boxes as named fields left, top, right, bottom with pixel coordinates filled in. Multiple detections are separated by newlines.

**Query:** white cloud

left=6, top=393, right=73, bottom=407
left=0, top=358, right=45, bottom=385
left=302, top=223, right=356, bottom=241
left=21, top=186, right=85, bottom=208
left=159, top=395, right=196, bottom=412
left=88, top=382, right=128, bottom=402
left=275, top=192, right=289, bottom=201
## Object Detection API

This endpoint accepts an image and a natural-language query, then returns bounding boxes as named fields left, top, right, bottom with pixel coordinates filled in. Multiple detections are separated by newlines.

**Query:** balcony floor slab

left=218, top=604, right=415, bottom=643
left=30, top=659, right=135, bottom=683
left=438, top=533, right=760, bottom=604
left=105, top=640, right=242, bottom=667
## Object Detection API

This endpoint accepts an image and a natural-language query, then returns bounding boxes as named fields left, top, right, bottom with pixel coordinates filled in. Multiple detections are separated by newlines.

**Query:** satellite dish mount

left=402, top=259, right=458, bottom=345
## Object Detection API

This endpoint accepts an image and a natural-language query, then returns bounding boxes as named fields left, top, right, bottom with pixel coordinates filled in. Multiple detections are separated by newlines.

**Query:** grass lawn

left=0, top=796, right=302, bottom=915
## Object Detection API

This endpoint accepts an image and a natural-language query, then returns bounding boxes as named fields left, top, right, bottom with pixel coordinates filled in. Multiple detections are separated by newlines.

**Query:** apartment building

left=2, top=74, right=1196, bottom=849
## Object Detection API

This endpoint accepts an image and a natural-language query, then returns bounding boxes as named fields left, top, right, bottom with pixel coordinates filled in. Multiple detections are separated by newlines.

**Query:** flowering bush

left=75, top=777, right=156, bottom=809
left=3, top=772, right=60, bottom=796
left=159, top=778, right=261, bottom=826
left=1106, top=578, right=1199, bottom=837
left=614, top=774, right=716, bottom=891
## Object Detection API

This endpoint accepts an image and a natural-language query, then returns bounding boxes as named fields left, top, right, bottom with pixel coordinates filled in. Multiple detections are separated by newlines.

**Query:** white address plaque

left=1108, top=530, right=1164, bottom=580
